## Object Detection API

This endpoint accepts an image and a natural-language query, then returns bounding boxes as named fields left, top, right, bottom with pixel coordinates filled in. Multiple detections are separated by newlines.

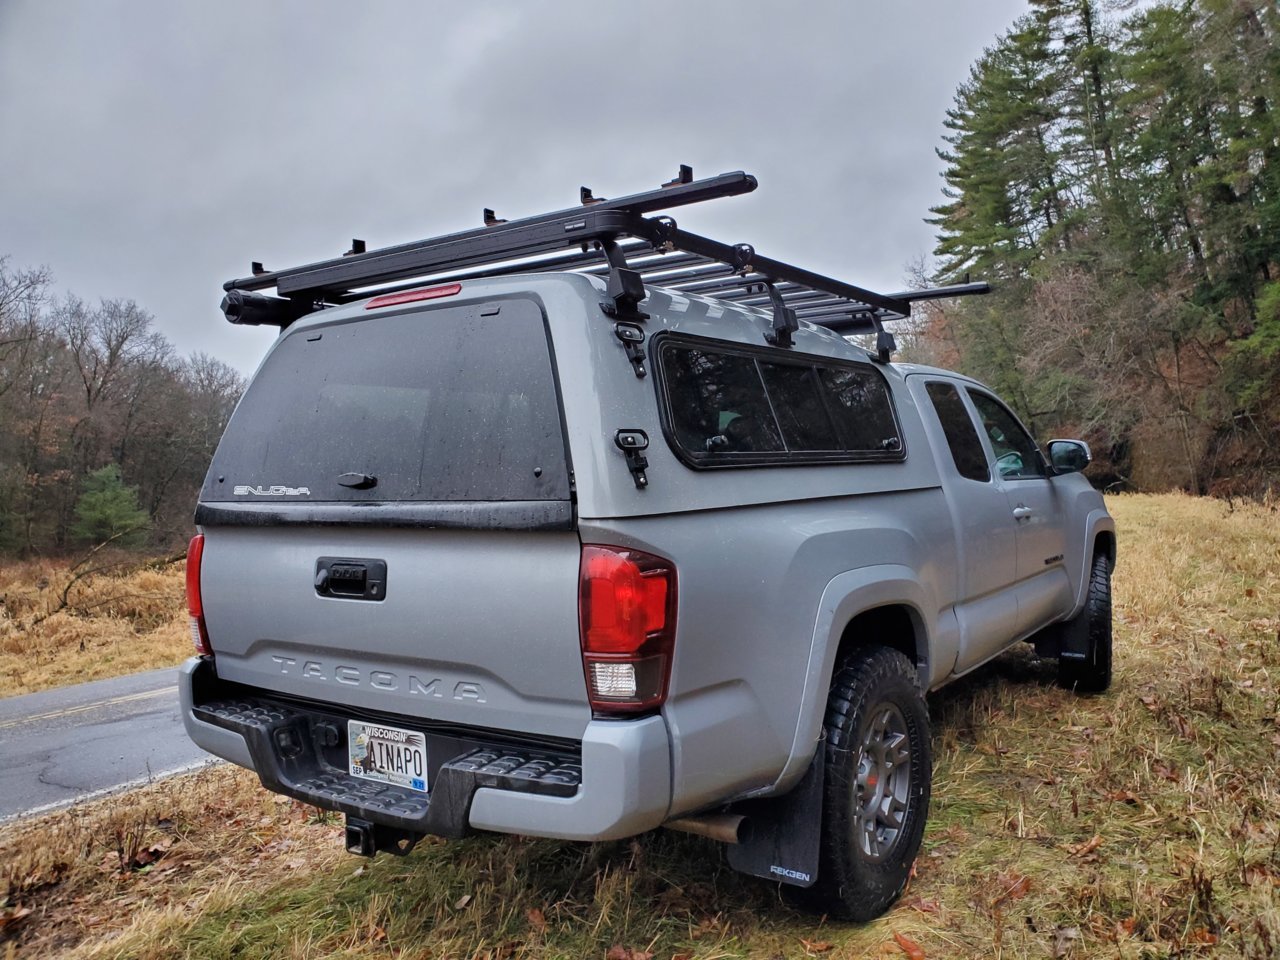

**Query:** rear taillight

left=579, top=544, right=677, bottom=714
left=186, top=533, right=212, bottom=656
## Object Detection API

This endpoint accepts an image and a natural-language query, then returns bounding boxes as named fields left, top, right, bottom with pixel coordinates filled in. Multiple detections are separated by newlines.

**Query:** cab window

left=966, top=391, right=1046, bottom=480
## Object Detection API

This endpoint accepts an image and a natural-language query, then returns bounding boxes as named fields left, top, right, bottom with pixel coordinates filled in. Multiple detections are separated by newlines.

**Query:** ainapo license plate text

left=348, top=720, right=428, bottom=793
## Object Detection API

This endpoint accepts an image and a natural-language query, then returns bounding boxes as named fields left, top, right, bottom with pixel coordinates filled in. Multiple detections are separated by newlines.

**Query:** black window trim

left=650, top=332, right=908, bottom=470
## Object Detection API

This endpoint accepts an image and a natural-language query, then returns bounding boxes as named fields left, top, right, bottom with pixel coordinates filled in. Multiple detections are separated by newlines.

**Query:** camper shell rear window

left=201, top=298, right=570, bottom=504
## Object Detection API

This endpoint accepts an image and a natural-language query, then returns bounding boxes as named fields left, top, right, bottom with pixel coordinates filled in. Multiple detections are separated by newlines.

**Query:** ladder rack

left=221, top=166, right=990, bottom=360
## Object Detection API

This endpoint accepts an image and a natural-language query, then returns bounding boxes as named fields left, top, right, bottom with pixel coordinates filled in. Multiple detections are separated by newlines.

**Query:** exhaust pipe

left=663, top=813, right=746, bottom=844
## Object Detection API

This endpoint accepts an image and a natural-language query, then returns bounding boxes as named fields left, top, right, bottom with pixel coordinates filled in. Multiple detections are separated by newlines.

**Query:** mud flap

left=726, top=751, right=824, bottom=888
left=1057, top=609, right=1091, bottom=664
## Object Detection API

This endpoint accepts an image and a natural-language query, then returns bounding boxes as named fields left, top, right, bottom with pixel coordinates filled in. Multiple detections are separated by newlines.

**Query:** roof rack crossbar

left=628, top=222, right=910, bottom=317
left=579, top=251, right=708, bottom=280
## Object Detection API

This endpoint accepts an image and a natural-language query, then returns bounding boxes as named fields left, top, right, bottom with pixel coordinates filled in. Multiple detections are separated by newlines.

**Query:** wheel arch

left=768, top=565, right=938, bottom=795
left=835, top=604, right=926, bottom=678
left=1094, top=528, right=1116, bottom=571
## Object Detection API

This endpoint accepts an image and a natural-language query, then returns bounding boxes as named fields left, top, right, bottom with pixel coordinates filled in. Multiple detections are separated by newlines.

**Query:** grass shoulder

left=0, top=552, right=189, bottom=698
left=1, top=493, right=1278, bottom=957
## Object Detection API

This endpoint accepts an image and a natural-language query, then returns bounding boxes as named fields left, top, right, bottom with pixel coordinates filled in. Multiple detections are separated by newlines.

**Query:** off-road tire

left=800, top=647, right=932, bottom=921
left=1058, top=551, right=1112, bottom=693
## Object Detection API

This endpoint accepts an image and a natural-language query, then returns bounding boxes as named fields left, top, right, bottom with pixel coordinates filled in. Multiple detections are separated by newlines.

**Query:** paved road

left=0, top=667, right=217, bottom=821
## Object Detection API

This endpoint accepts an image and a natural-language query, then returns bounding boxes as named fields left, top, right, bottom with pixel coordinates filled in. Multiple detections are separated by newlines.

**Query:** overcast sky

left=0, top=0, right=1030, bottom=374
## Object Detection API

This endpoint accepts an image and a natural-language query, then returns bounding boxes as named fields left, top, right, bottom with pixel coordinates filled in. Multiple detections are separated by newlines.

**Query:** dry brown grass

left=0, top=556, right=190, bottom=697
left=1, top=493, right=1277, bottom=958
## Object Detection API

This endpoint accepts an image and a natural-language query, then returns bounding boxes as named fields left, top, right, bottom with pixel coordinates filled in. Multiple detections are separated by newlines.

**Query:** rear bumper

left=179, top=657, right=671, bottom=841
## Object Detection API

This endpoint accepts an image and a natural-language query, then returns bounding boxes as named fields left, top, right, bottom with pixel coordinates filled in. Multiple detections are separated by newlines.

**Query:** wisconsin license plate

left=348, top=720, right=428, bottom=793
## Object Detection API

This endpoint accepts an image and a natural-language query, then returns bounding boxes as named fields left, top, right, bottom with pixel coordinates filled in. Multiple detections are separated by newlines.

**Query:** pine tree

left=70, top=465, right=150, bottom=546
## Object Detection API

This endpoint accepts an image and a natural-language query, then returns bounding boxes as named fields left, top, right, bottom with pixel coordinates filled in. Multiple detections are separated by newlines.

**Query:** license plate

left=348, top=720, right=428, bottom=793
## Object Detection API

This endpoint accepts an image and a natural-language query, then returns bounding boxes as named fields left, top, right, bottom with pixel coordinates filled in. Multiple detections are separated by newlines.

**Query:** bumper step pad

left=192, top=695, right=579, bottom=838
left=446, top=749, right=582, bottom=791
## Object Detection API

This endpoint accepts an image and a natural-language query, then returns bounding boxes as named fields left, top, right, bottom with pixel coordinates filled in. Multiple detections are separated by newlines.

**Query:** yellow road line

left=0, top=686, right=178, bottom=731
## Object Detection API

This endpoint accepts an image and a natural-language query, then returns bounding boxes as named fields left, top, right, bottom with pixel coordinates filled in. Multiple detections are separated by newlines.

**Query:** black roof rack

left=221, top=166, right=990, bottom=361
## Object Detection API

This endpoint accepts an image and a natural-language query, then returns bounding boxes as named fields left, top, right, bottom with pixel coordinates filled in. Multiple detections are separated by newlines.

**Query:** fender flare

left=768, top=564, right=938, bottom=793
left=1068, top=509, right=1116, bottom=616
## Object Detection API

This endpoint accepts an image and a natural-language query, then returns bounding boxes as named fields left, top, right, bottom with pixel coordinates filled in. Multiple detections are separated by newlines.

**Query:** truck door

left=964, top=389, right=1073, bottom=637
left=911, top=378, right=1018, bottom=673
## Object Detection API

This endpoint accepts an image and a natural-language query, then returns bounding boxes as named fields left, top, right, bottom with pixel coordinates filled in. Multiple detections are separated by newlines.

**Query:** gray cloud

left=0, top=0, right=1027, bottom=373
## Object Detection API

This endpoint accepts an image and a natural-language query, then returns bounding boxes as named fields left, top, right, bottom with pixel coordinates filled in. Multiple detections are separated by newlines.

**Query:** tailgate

left=198, top=525, right=589, bottom=740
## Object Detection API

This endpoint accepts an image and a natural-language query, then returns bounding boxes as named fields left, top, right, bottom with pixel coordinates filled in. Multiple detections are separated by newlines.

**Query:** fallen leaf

left=1188, top=927, right=1218, bottom=945
left=526, top=907, right=548, bottom=932
left=1052, top=925, right=1079, bottom=958
left=690, top=916, right=723, bottom=940
left=992, top=873, right=1032, bottom=907
left=905, top=896, right=941, bottom=915
left=800, top=938, right=834, bottom=954
left=1244, top=864, right=1280, bottom=886
left=453, top=894, right=472, bottom=910
left=1166, top=711, right=1195, bottom=740
left=1105, top=790, right=1140, bottom=805
left=1066, top=834, right=1103, bottom=858
left=1115, top=917, right=1136, bottom=937
left=892, top=930, right=926, bottom=959
left=604, top=947, right=652, bottom=960
left=0, top=904, right=33, bottom=930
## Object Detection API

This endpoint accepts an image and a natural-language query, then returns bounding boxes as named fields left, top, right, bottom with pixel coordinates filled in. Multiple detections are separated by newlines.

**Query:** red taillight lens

left=364, top=283, right=462, bottom=309
left=186, top=533, right=212, bottom=656
left=579, top=545, right=677, bottom=713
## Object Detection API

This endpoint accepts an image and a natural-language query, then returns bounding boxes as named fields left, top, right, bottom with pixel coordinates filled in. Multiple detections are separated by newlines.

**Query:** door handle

left=1012, top=505, right=1033, bottom=520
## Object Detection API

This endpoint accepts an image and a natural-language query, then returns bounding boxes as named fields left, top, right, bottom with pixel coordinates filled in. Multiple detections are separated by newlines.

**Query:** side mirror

left=1047, top=439, right=1091, bottom=475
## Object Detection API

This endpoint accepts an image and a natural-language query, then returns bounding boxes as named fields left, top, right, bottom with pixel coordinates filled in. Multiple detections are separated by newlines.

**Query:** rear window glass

left=924, top=381, right=989, bottom=482
left=657, top=337, right=903, bottom=467
left=663, top=347, right=784, bottom=455
left=202, top=298, right=570, bottom=502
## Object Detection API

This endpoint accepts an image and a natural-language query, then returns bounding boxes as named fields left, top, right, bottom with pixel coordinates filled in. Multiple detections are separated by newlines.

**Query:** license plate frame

left=348, top=720, right=429, bottom=794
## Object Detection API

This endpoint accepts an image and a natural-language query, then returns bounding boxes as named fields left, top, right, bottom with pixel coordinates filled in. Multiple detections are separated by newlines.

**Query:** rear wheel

left=1058, top=551, right=1112, bottom=693
left=802, top=647, right=932, bottom=921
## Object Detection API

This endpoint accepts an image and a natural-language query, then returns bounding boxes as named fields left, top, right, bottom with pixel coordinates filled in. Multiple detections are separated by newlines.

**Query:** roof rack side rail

left=217, top=166, right=993, bottom=359
left=223, top=170, right=758, bottom=299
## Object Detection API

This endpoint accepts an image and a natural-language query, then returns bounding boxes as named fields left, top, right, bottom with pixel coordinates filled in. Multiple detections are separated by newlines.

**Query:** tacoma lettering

left=267, top=659, right=485, bottom=702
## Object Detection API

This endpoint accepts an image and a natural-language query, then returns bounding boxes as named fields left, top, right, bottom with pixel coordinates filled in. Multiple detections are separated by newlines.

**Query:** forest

left=0, top=259, right=242, bottom=556
left=920, top=0, right=1279, bottom=496
left=1, top=0, right=1275, bottom=560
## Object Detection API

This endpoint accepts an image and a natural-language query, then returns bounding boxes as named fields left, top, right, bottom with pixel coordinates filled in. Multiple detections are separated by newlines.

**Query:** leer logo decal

left=232, top=485, right=311, bottom=496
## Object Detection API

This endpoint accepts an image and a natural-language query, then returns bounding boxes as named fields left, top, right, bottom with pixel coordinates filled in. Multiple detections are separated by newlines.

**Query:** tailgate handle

left=315, top=557, right=387, bottom=601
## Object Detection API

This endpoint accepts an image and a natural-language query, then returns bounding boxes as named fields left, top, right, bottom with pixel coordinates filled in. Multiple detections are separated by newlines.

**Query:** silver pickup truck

left=181, top=169, right=1114, bottom=920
